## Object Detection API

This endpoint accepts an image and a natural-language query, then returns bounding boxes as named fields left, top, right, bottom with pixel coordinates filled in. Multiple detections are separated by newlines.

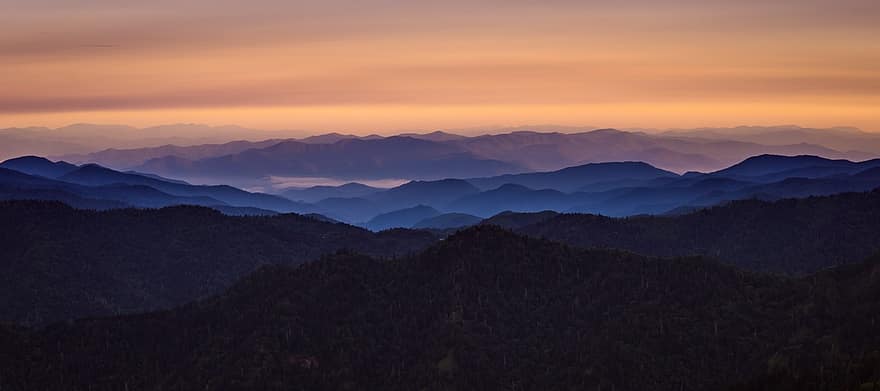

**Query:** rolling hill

left=0, top=200, right=438, bottom=326
left=0, top=157, right=314, bottom=213
left=511, top=189, right=880, bottom=274
left=2, top=226, right=878, bottom=390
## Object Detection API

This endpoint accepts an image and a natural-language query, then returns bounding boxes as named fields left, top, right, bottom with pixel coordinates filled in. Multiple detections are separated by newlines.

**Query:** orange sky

left=2, top=0, right=879, bottom=133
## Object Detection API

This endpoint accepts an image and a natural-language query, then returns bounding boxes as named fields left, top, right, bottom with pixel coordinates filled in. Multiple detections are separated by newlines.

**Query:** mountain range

left=0, top=124, right=298, bottom=161
left=38, top=126, right=878, bottom=190
left=3, top=188, right=879, bottom=327
left=0, top=156, right=313, bottom=214
left=2, top=225, right=878, bottom=390
left=3, top=126, right=880, bottom=390
left=3, top=154, right=880, bottom=229
left=300, top=154, right=880, bottom=225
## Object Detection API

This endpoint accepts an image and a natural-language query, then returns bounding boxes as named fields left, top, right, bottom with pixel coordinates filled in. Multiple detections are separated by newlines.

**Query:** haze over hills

left=2, top=127, right=880, bottom=389
left=0, top=124, right=302, bottom=161
left=656, top=125, right=880, bottom=154
left=132, top=136, right=524, bottom=184
left=13, top=125, right=871, bottom=191
left=3, top=153, right=880, bottom=227
left=60, top=139, right=285, bottom=169
left=308, top=154, right=880, bottom=222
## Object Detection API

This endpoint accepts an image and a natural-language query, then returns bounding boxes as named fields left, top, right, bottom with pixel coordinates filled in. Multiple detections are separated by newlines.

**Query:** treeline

left=2, top=226, right=878, bottom=390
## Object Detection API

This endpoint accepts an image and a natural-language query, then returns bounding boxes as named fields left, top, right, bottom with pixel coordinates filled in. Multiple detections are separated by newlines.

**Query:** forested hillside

left=0, top=201, right=437, bottom=325
left=512, top=190, right=880, bottom=274
left=2, top=226, right=878, bottom=390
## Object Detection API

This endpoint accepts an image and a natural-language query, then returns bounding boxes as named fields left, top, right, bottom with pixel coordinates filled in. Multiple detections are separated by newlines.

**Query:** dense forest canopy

left=2, top=189, right=880, bottom=327
left=0, top=200, right=437, bottom=326
left=1, top=226, right=878, bottom=390
left=511, top=189, right=880, bottom=274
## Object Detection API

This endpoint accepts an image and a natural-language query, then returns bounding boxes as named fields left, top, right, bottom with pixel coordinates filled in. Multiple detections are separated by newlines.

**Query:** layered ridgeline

left=2, top=190, right=880, bottom=325
left=3, top=154, right=880, bottom=228
left=0, top=201, right=436, bottom=326
left=2, top=227, right=878, bottom=390
left=287, top=154, right=880, bottom=226
left=0, top=156, right=313, bottom=214
left=49, top=127, right=879, bottom=177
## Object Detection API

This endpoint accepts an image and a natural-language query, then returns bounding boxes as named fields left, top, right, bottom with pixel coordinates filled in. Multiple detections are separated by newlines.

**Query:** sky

left=1, top=0, right=879, bottom=133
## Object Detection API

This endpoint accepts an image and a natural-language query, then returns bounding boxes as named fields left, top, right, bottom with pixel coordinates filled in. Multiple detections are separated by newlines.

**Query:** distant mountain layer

left=133, top=137, right=524, bottom=180
left=658, top=125, right=880, bottom=154
left=1, top=123, right=292, bottom=161
left=310, top=155, right=880, bottom=221
left=4, top=154, right=880, bottom=225
left=60, top=139, right=285, bottom=169
left=0, top=200, right=438, bottom=326
left=3, top=226, right=878, bottom=390
left=44, top=127, right=878, bottom=188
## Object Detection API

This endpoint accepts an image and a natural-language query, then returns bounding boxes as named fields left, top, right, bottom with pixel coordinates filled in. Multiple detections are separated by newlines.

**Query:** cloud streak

left=1, top=0, right=879, bottom=131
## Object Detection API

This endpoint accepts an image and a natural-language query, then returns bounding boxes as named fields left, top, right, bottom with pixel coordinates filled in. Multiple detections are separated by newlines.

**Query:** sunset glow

left=2, top=0, right=879, bottom=132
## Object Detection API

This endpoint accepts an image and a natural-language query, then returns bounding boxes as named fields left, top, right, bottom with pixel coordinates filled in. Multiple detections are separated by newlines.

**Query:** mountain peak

left=0, top=156, right=79, bottom=178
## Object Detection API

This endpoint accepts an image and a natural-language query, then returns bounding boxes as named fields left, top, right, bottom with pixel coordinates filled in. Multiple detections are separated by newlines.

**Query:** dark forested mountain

left=2, top=226, right=878, bottom=390
left=3, top=188, right=877, bottom=330
left=480, top=210, right=560, bottom=229
left=0, top=201, right=438, bottom=326
left=512, top=190, right=880, bottom=274
left=412, top=212, right=482, bottom=229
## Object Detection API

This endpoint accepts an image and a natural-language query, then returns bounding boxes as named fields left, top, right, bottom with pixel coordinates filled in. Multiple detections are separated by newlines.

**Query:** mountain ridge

left=2, top=225, right=878, bottom=390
